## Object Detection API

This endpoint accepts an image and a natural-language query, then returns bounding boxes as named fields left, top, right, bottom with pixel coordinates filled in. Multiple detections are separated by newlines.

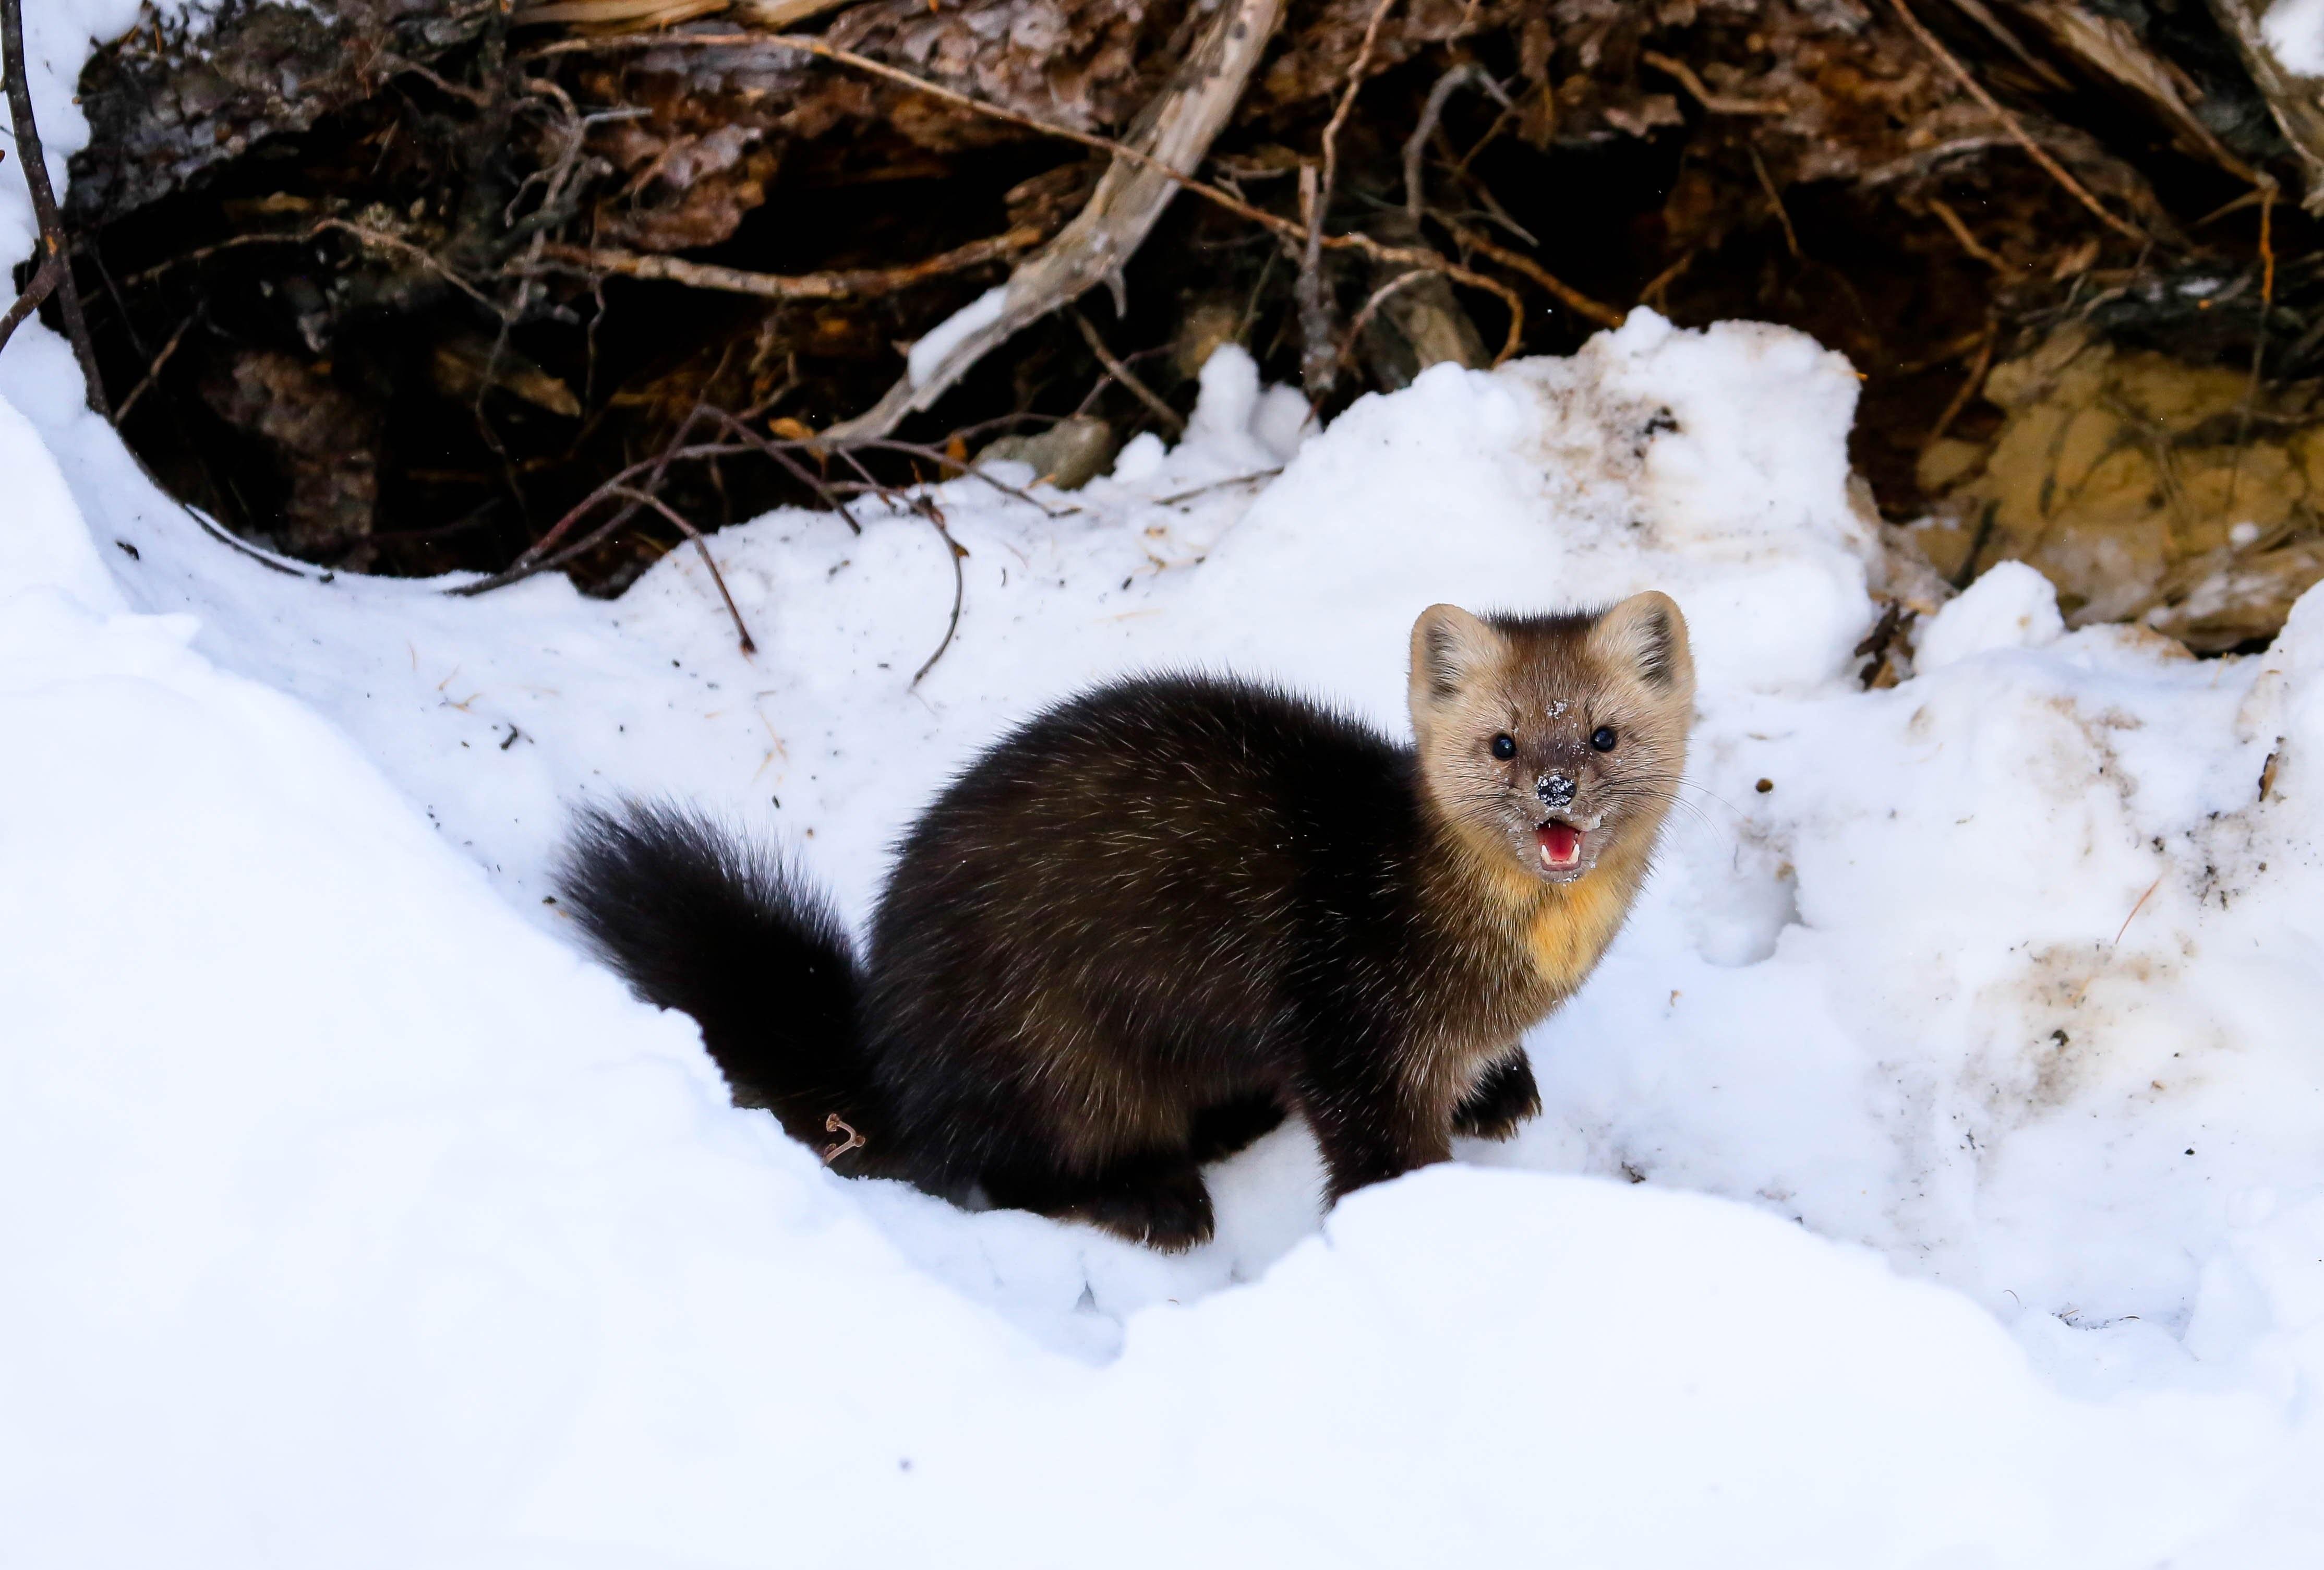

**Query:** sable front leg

left=1296, top=1056, right=1452, bottom=1202
left=1451, top=1049, right=1541, bottom=1141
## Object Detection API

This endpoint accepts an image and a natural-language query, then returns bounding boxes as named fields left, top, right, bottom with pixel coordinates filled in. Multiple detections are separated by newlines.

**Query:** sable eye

left=1590, top=726, right=1618, bottom=752
left=1490, top=733, right=1516, bottom=760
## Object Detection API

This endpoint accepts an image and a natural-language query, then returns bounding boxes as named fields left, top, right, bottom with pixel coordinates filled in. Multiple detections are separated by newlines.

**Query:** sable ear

left=1409, top=604, right=1506, bottom=709
left=1590, top=591, right=1692, bottom=694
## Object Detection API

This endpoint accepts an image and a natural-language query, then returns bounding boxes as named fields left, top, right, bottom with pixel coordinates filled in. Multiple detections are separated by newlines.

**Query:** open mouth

left=1536, top=820, right=1584, bottom=872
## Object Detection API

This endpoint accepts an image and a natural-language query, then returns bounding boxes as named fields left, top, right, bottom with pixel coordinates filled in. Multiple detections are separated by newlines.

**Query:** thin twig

left=1637, top=247, right=1694, bottom=310
left=123, top=218, right=505, bottom=317
left=2229, top=182, right=2278, bottom=512
left=2, top=0, right=110, bottom=413
left=112, top=308, right=198, bottom=422
left=849, top=437, right=1076, bottom=516
left=1640, top=50, right=1787, bottom=115
left=1886, top=0, right=2151, bottom=247
left=455, top=424, right=729, bottom=593
left=1445, top=224, right=1624, bottom=329
left=911, top=501, right=967, bottom=687
left=1152, top=469, right=1283, bottom=506
left=1928, top=196, right=2009, bottom=271
left=531, top=226, right=1045, bottom=299
left=694, top=404, right=862, bottom=532
left=1070, top=307, right=1185, bottom=435
left=1298, top=0, right=1400, bottom=396
left=1335, top=269, right=1435, bottom=369
left=607, top=485, right=757, bottom=653
left=0, top=253, right=60, bottom=353
left=1404, top=64, right=1506, bottom=226
left=2112, top=874, right=2163, bottom=946
left=184, top=504, right=328, bottom=577
left=1924, top=322, right=1996, bottom=448
left=820, top=1113, right=865, bottom=1164
left=1748, top=142, right=1803, bottom=260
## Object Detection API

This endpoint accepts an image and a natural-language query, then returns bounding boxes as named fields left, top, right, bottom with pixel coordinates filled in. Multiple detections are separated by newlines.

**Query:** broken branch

left=821, top=0, right=1287, bottom=439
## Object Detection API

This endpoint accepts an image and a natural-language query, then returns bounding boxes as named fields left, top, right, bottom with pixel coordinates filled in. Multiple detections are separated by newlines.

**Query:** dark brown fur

left=559, top=595, right=1693, bottom=1249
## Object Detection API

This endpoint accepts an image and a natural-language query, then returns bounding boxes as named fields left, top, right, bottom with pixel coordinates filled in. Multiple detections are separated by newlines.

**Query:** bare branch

left=3, top=0, right=110, bottom=413
left=607, top=485, right=758, bottom=654
left=1070, top=308, right=1184, bottom=436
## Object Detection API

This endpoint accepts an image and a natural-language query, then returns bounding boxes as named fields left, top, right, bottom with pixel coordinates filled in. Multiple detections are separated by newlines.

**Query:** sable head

left=1408, top=593, right=1694, bottom=885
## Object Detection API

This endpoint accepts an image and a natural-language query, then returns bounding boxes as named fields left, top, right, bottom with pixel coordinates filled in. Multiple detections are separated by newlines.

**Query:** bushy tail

left=556, top=801, right=883, bottom=1158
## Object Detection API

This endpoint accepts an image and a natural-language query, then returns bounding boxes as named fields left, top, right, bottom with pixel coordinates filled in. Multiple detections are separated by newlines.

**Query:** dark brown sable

left=559, top=594, right=1694, bottom=1250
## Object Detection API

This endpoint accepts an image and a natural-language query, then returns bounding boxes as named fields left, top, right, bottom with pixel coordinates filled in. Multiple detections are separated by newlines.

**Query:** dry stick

left=1444, top=224, right=1624, bottom=329
left=1639, top=50, right=1787, bottom=115
left=2, top=0, right=109, bottom=413
left=1070, top=306, right=1184, bottom=435
left=910, top=500, right=968, bottom=688
left=607, top=485, right=757, bottom=653
left=1637, top=247, right=1695, bottom=310
left=532, top=226, right=1047, bottom=300
left=1924, top=322, right=1997, bottom=448
left=1927, top=196, right=2010, bottom=271
left=501, top=392, right=829, bottom=588
left=1886, top=0, right=2152, bottom=247
left=2228, top=182, right=2278, bottom=512
left=1403, top=63, right=1506, bottom=227
left=693, top=405, right=862, bottom=532
left=112, top=308, right=198, bottom=422
left=1153, top=469, right=1282, bottom=507
left=454, top=425, right=736, bottom=593
left=1747, top=142, right=1804, bottom=261
left=2112, top=874, right=2164, bottom=948
left=1299, top=0, right=1401, bottom=397
left=851, top=437, right=1073, bottom=517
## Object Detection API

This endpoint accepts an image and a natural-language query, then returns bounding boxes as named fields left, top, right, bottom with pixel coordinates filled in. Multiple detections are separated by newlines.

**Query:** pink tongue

left=1539, top=823, right=1583, bottom=867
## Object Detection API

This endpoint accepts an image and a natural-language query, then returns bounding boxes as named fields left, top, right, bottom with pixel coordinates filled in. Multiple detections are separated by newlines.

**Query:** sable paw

left=1069, top=1166, right=1217, bottom=1253
left=1452, top=1052, right=1542, bottom=1142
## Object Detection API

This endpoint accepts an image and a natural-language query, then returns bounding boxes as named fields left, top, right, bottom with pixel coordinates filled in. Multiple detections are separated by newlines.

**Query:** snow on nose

left=1537, top=772, right=1576, bottom=808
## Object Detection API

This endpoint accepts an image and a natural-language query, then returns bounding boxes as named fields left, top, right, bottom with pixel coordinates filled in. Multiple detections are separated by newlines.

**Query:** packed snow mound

left=9, top=294, right=2324, bottom=1562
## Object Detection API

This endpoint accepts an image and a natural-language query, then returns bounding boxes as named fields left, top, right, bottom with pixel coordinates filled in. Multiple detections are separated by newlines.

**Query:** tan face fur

left=1407, top=594, right=1695, bottom=886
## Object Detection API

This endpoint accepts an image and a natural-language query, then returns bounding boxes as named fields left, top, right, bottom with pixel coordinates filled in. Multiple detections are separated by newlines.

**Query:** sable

left=560, top=595, right=1694, bottom=1250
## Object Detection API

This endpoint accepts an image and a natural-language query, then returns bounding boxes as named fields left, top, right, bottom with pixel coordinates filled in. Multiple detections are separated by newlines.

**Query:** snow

left=906, top=283, right=1008, bottom=386
left=2265, top=0, right=2324, bottom=77
left=11, top=25, right=2324, bottom=1563
left=1912, top=558, right=2064, bottom=670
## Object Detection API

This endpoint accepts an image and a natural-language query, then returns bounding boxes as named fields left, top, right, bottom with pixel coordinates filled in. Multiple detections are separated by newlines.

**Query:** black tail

left=555, top=801, right=882, bottom=1158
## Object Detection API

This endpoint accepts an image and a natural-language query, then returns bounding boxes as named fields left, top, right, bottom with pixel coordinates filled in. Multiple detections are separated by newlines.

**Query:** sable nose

left=1537, top=772, right=1575, bottom=808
